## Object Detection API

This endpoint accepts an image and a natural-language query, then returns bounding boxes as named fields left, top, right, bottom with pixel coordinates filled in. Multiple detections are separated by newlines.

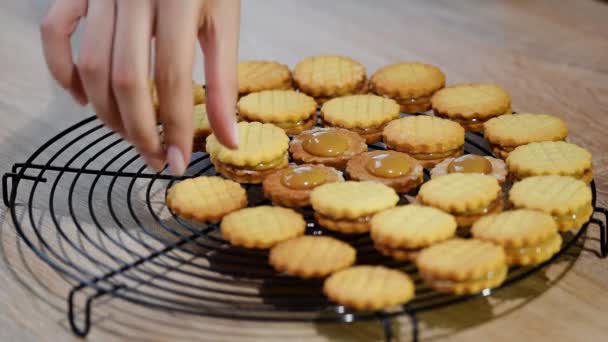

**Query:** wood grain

left=0, top=0, right=607, bottom=341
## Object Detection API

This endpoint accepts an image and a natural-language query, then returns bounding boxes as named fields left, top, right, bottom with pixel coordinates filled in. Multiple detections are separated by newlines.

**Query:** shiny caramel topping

left=447, top=155, right=492, bottom=174
left=281, top=166, right=327, bottom=190
left=366, top=153, right=411, bottom=178
left=302, top=130, right=349, bottom=157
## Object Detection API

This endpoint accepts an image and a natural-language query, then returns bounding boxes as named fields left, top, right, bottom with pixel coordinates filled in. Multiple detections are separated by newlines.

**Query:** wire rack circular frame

left=3, top=114, right=607, bottom=342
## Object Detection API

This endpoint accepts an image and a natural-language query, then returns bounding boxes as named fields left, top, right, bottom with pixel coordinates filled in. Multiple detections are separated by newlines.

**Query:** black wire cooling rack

left=2, top=115, right=607, bottom=342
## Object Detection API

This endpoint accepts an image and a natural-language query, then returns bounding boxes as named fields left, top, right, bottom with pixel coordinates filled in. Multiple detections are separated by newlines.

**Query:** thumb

left=198, top=0, right=240, bottom=149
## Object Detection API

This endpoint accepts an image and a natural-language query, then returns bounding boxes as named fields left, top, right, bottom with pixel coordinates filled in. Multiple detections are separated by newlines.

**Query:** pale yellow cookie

left=431, top=83, right=511, bottom=132
left=269, top=236, right=356, bottom=278
left=509, top=175, right=593, bottom=231
left=371, top=205, right=457, bottom=249
left=207, top=121, right=289, bottom=166
left=416, top=238, right=507, bottom=282
left=221, top=206, right=306, bottom=249
left=293, top=55, right=366, bottom=98
left=472, top=209, right=562, bottom=266
left=193, top=81, right=206, bottom=104
left=238, top=60, right=292, bottom=94
left=166, top=176, right=247, bottom=222
left=321, top=94, right=400, bottom=129
left=382, top=115, right=465, bottom=167
left=507, top=141, right=593, bottom=183
left=323, top=265, right=415, bottom=311
left=237, top=90, right=317, bottom=134
left=484, top=113, right=568, bottom=158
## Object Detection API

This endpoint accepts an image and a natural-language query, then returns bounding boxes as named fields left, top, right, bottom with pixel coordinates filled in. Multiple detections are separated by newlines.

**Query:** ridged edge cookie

left=431, top=83, right=511, bottom=120
left=484, top=113, right=568, bottom=147
left=422, top=265, right=508, bottom=295
left=310, top=181, right=399, bottom=219
left=293, top=55, right=366, bottom=97
left=290, top=127, right=368, bottom=170
left=471, top=209, right=558, bottom=248
left=370, top=62, right=446, bottom=98
left=238, top=60, right=292, bottom=94
left=320, top=94, right=400, bottom=129
left=345, top=151, right=424, bottom=193
left=506, top=141, right=592, bottom=178
left=383, top=115, right=465, bottom=153
left=505, top=234, right=562, bottom=266
left=509, top=175, right=592, bottom=216
left=238, top=90, right=317, bottom=123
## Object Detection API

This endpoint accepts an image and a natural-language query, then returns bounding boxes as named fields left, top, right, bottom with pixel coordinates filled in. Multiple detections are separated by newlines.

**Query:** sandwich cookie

left=238, top=60, right=292, bottom=95
left=430, top=154, right=507, bottom=183
left=290, top=127, right=367, bottom=170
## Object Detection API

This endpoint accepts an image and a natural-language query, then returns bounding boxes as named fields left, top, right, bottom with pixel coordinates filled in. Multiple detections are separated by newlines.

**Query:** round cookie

left=472, top=209, right=562, bottom=266
left=323, top=265, right=415, bottom=311
left=293, top=55, right=367, bottom=101
left=290, top=127, right=368, bottom=170
left=416, top=238, right=508, bottom=295
left=192, top=104, right=212, bottom=151
left=483, top=113, right=568, bottom=159
left=207, top=121, right=290, bottom=183
left=320, top=94, right=400, bottom=143
left=269, top=236, right=356, bottom=278
left=370, top=62, right=445, bottom=113
left=431, top=83, right=511, bottom=132
left=238, top=60, right=292, bottom=95
left=346, top=150, right=424, bottom=193
left=220, top=206, right=306, bottom=249
left=430, top=154, right=508, bottom=183
left=509, top=175, right=593, bottom=231
left=311, top=181, right=399, bottom=233
left=382, top=115, right=465, bottom=167
left=262, top=164, right=344, bottom=208
left=417, top=173, right=503, bottom=227
left=506, top=141, right=593, bottom=183
left=237, top=90, right=317, bottom=135
left=166, top=177, right=247, bottom=222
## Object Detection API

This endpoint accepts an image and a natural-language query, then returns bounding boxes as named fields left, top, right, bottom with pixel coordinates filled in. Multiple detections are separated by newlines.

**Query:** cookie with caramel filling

left=206, top=121, right=289, bottom=184
left=417, top=173, right=503, bottom=227
left=416, top=238, right=508, bottom=295
left=431, top=83, right=511, bottom=132
left=346, top=150, right=423, bottom=193
left=472, top=209, right=562, bottom=266
left=430, top=154, right=507, bottom=183
left=509, top=175, right=593, bottom=231
left=382, top=115, right=465, bottom=167
left=310, top=181, right=399, bottom=233
left=370, top=62, right=445, bottom=113
left=237, top=90, right=317, bottom=135
left=262, top=164, right=344, bottom=208
left=320, top=94, right=400, bottom=143
left=483, top=113, right=568, bottom=159
left=290, top=127, right=367, bottom=170
left=507, top=141, right=593, bottom=184
left=293, top=55, right=366, bottom=104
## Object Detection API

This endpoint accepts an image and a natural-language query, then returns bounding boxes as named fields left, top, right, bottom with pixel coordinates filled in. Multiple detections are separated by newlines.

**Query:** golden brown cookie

left=293, top=55, right=366, bottom=101
left=416, top=238, right=507, bottom=295
left=430, top=154, right=508, bottom=183
left=382, top=115, right=465, bottom=167
left=471, top=209, right=562, bottom=265
left=290, top=127, right=368, bottom=170
left=483, top=113, right=568, bottom=159
left=311, top=181, right=399, bottom=233
left=506, top=141, right=593, bottom=184
left=269, top=236, right=356, bottom=278
left=371, top=205, right=457, bottom=261
left=238, top=60, right=292, bottom=95
left=166, top=176, right=247, bottom=222
left=323, top=265, right=415, bottom=311
left=417, top=173, right=503, bottom=227
left=221, top=206, right=306, bottom=249
left=320, top=94, right=400, bottom=143
left=509, top=175, right=593, bottom=231
left=262, top=164, right=344, bottom=208
left=237, top=90, right=317, bottom=135
left=370, top=62, right=446, bottom=113
left=207, top=121, right=289, bottom=183
left=431, top=83, right=512, bottom=132
left=345, top=150, right=424, bottom=193
left=192, top=104, right=212, bottom=152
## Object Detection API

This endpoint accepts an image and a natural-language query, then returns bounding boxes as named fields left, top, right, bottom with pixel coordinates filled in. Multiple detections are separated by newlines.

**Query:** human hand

left=40, top=0, right=240, bottom=175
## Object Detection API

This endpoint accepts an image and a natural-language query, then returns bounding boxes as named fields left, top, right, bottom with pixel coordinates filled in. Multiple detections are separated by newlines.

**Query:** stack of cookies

left=162, top=55, right=595, bottom=313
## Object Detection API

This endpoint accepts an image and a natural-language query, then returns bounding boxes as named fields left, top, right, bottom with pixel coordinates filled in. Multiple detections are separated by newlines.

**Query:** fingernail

left=142, top=154, right=164, bottom=173
left=167, top=145, right=186, bottom=176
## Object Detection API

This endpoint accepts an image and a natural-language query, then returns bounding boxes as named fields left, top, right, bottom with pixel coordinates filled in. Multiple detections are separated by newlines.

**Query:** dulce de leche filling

left=317, top=213, right=372, bottom=224
left=409, top=147, right=462, bottom=161
left=233, top=152, right=288, bottom=171
left=504, top=234, right=561, bottom=257
left=273, top=115, right=316, bottom=129
left=398, top=95, right=431, bottom=105
left=302, top=130, right=349, bottom=157
left=366, top=153, right=412, bottom=178
left=459, top=198, right=503, bottom=216
left=447, top=155, right=492, bottom=174
left=281, top=166, right=327, bottom=190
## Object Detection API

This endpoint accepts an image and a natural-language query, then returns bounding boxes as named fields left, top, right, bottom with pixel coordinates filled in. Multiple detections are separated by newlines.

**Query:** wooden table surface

left=1, top=1, right=607, bottom=341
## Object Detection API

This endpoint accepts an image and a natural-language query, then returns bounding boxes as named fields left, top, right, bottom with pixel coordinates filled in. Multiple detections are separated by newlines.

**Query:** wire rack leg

left=410, top=312, right=419, bottom=342
left=592, top=207, right=608, bottom=258
left=382, top=316, right=393, bottom=342
left=68, top=285, right=107, bottom=337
